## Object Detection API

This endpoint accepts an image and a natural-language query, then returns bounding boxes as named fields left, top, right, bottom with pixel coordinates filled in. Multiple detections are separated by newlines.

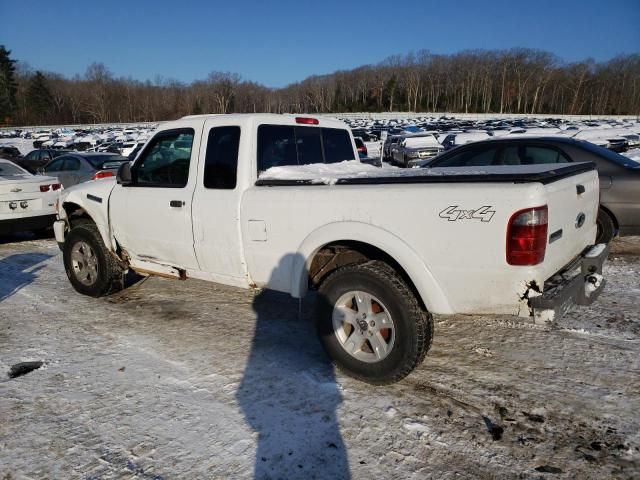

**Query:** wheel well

left=308, top=241, right=427, bottom=310
left=599, top=204, right=619, bottom=230
left=63, top=202, right=94, bottom=228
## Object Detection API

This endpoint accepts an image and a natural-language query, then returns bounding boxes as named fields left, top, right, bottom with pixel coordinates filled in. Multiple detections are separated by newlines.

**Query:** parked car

left=439, top=131, right=492, bottom=150
left=351, top=129, right=378, bottom=142
left=0, top=146, right=24, bottom=163
left=392, top=134, right=444, bottom=167
left=423, top=136, right=640, bottom=243
left=0, top=158, right=61, bottom=236
left=53, top=114, right=606, bottom=384
left=19, top=149, right=72, bottom=173
left=42, top=152, right=129, bottom=188
left=382, top=134, right=403, bottom=161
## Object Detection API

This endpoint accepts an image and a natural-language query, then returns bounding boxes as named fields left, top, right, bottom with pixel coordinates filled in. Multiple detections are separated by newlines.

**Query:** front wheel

left=315, top=260, right=433, bottom=384
left=63, top=222, right=124, bottom=297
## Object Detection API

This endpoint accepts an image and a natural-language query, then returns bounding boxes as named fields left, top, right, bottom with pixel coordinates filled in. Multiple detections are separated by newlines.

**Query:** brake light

left=92, top=171, right=115, bottom=180
left=40, top=183, right=62, bottom=192
left=506, top=206, right=548, bottom=266
left=295, top=116, right=319, bottom=125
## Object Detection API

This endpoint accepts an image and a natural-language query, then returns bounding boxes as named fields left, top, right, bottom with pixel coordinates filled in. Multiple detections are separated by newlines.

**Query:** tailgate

left=541, top=168, right=599, bottom=279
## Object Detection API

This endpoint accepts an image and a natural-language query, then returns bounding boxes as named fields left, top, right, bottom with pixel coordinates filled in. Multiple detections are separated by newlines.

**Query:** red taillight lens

left=295, top=116, right=319, bottom=125
left=506, top=206, right=548, bottom=266
left=51, top=183, right=61, bottom=190
left=92, top=171, right=115, bottom=180
left=40, top=184, right=50, bottom=192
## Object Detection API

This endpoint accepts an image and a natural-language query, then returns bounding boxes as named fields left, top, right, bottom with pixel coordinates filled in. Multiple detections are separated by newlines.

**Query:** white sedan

left=0, top=159, right=61, bottom=236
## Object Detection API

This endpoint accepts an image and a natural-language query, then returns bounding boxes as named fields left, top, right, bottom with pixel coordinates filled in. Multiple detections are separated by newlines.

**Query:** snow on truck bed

left=258, top=160, right=590, bottom=185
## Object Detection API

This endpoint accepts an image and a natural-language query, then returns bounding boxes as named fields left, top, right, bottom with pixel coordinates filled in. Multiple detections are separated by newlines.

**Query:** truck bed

left=255, top=162, right=595, bottom=186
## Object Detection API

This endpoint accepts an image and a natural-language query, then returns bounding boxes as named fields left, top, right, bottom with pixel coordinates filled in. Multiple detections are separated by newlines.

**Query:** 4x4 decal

left=439, top=205, right=496, bottom=222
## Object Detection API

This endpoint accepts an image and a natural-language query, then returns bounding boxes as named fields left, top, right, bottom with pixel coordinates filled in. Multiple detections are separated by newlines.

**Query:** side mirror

left=117, top=162, right=133, bottom=185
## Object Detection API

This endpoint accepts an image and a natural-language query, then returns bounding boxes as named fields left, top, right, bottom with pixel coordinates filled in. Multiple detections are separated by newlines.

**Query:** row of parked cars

left=2, top=115, right=639, bottom=245
left=0, top=149, right=131, bottom=236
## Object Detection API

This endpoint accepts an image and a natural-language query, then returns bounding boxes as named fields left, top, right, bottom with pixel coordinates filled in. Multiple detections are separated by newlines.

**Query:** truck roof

left=177, top=113, right=347, bottom=129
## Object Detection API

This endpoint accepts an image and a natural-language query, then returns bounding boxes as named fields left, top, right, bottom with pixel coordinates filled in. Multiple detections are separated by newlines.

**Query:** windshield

left=578, top=141, right=640, bottom=168
left=0, top=161, right=30, bottom=176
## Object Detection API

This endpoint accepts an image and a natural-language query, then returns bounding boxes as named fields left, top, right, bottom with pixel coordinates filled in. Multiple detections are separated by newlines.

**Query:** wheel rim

left=70, top=241, right=99, bottom=286
left=332, top=291, right=396, bottom=363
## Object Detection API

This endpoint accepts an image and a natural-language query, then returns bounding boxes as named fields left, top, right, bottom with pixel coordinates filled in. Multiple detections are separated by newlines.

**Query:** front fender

left=290, top=221, right=453, bottom=314
left=59, top=179, right=117, bottom=251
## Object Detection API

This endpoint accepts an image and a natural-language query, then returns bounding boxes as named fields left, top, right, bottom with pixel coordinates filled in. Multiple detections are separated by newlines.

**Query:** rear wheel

left=596, top=209, right=616, bottom=244
left=315, top=260, right=433, bottom=384
left=63, top=222, right=124, bottom=297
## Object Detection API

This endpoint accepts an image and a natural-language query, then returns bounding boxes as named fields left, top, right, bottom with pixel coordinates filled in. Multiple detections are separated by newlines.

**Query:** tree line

left=1, top=46, right=639, bottom=126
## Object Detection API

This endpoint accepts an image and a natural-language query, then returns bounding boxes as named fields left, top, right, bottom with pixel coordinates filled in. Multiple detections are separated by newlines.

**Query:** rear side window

left=63, top=157, right=81, bottom=171
left=257, top=125, right=355, bottom=172
left=502, top=145, right=570, bottom=165
left=204, top=126, right=241, bottom=189
left=323, top=128, right=355, bottom=163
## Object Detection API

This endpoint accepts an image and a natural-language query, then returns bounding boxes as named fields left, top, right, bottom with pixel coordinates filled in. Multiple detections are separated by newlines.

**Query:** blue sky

left=1, top=0, right=638, bottom=87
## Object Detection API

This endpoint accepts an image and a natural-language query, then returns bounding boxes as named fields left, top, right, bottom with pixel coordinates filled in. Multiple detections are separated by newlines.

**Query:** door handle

left=170, top=200, right=184, bottom=207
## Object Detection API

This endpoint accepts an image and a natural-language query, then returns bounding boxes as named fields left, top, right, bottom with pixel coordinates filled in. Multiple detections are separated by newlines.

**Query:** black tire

left=63, top=222, right=124, bottom=297
left=596, top=209, right=616, bottom=244
left=315, top=260, right=433, bottom=385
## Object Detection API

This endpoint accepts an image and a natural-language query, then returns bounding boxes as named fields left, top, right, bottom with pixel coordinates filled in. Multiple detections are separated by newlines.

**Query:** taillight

left=52, top=183, right=61, bottom=190
left=40, top=184, right=50, bottom=192
left=295, top=116, right=319, bottom=125
left=92, top=171, right=115, bottom=180
left=506, top=206, right=548, bottom=266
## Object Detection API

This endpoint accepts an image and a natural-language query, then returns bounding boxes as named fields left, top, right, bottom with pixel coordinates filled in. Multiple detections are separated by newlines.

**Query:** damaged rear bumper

left=529, top=243, right=609, bottom=322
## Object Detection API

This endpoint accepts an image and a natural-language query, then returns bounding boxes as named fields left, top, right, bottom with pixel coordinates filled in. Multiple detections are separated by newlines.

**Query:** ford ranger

left=53, top=114, right=608, bottom=384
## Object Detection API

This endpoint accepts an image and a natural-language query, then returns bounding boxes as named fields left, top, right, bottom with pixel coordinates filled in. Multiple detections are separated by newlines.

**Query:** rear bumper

left=530, top=243, right=609, bottom=322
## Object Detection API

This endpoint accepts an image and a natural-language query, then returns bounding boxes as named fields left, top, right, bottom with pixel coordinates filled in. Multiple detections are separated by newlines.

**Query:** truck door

left=191, top=119, right=247, bottom=281
left=109, top=124, right=203, bottom=270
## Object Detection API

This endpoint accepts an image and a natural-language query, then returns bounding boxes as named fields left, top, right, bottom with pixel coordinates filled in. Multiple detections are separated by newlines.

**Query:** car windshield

left=578, top=141, right=640, bottom=168
left=84, top=155, right=128, bottom=168
left=0, top=161, right=29, bottom=176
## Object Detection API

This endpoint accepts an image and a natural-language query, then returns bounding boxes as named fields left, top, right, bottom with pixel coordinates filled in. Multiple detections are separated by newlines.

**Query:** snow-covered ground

left=1, top=235, right=639, bottom=479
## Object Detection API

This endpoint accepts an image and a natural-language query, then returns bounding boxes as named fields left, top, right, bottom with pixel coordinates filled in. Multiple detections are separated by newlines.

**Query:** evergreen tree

left=26, top=71, right=54, bottom=123
left=0, top=45, right=18, bottom=123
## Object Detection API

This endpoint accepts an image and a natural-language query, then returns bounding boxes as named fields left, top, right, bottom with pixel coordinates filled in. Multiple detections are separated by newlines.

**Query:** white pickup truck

left=54, top=114, right=608, bottom=384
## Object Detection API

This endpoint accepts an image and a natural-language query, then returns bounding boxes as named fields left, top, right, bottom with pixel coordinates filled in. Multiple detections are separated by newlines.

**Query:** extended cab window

left=134, top=129, right=194, bottom=187
left=204, top=126, right=240, bottom=189
left=257, top=125, right=355, bottom=172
